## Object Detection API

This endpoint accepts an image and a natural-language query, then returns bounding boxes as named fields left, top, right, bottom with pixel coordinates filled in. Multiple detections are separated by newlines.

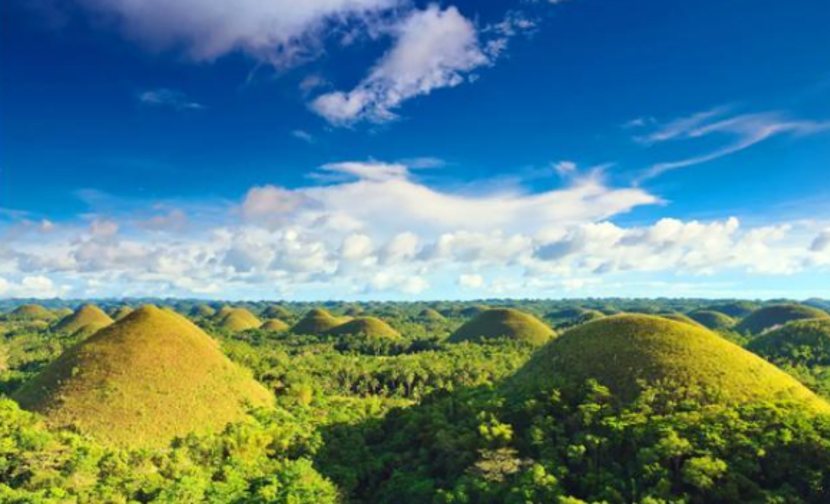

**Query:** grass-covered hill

left=190, top=304, right=217, bottom=318
left=418, top=308, right=445, bottom=322
left=657, top=312, right=707, bottom=328
left=509, top=314, right=829, bottom=411
left=736, top=304, right=830, bottom=335
left=449, top=308, right=555, bottom=346
left=327, top=317, right=401, bottom=339
left=260, top=318, right=290, bottom=332
left=705, top=300, right=760, bottom=318
left=688, top=309, right=736, bottom=330
left=52, top=304, right=113, bottom=336
left=217, top=307, right=262, bottom=332
left=748, top=319, right=830, bottom=368
left=9, top=304, right=56, bottom=321
left=261, top=304, right=293, bottom=320
left=292, top=308, right=350, bottom=335
left=110, top=305, right=133, bottom=320
left=12, top=305, right=273, bottom=447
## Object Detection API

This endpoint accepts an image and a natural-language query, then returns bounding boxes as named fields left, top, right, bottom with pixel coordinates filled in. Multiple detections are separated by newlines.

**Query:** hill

left=111, top=306, right=134, bottom=321
left=418, top=308, right=445, bottom=322
left=190, top=304, right=217, bottom=318
left=706, top=301, right=760, bottom=318
left=217, top=308, right=262, bottom=332
left=327, top=317, right=401, bottom=339
left=688, top=310, right=736, bottom=330
left=509, top=314, right=829, bottom=411
left=13, top=305, right=273, bottom=447
left=448, top=308, right=555, bottom=346
left=261, top=305, right=293, bottom=320
left=658, top=312, right=707, bottom=328
left=748, top=319, right=830, bottom=368
left=9, top=304, right=56, bottom=321
left=52, top=304, right=113, bottom=336
left=292, top=308, right=350, bottom=335
left=736, top=304, right=830, bottom=335
left=260, top=319, right=290, bottom=332
left=460, top=305, right=490, bottom=318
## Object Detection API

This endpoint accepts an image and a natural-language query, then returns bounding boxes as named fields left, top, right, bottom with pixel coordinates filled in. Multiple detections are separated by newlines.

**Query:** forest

left=2, top=297, right=830, bottom=504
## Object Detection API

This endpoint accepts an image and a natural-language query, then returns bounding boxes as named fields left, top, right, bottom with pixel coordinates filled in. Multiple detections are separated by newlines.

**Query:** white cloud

left=77, top=0, right=399, bottom=66
left=137, top=88, right=204, bottom=111
left=311, top=5, right=490, bottom=125
left=291, top=129, right=315, bottom=144
left=636, top=108, right=830, bottom=181
left=458, top=273, right=485, bottom=289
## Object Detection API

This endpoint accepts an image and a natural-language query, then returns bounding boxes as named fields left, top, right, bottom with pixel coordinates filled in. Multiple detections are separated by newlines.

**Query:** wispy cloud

left=291, top=129, right=315, bottom=144
left=137, top=88, right=204, bottom=111
left=634, top=107, right=830, bottom=181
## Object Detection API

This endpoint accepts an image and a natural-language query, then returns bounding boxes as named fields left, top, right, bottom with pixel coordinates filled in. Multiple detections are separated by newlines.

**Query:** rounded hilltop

left=52, top=304, right=113, bottom=336
left=449, top=308, right=555, bottom=347
left=260, top=319, right=290, bottom=332
left=657, top=312, right=707, bottom=328
left=9, top=304, right=56, bottom=321
left=261, top=304, right=293, bottom=320
left=327, top=316, right=401, bottom=339
left=190, top=304, right=216, bottom=318
left=418, top=308, right=445, bottom=322
left=110, top=305, right=133, bottom=321
left=292, top=308, right=350, bottom=335
left=217, top=307, right=261, bottom=332
left=13, top=305, right=273, bottom=448
left=688, top=310, right=736, bottom=330
left=748, top=319, right=830, bottom=367
left=736, top=304, right=830, bottom=335
left=509, top=314, right=829, bottom=411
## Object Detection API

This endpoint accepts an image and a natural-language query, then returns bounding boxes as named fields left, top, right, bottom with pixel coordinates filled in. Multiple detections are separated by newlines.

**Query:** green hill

left=449, top=308, right=555, bottom=346
left=658, top=312, right=707, bottom=328
left=343, top=305, right=365, bottom=316
left=688, top=310, right=736, bottom=330
left=418, top=308, right=445, bottom=322
left=217, top=308, right=262, bottom=332
left=748, top=319, right=830, bottom=368
left=53, top=307, right=74, bottom=318
left=190, top=304, right=217, bottom=318
left=706, top=301, right=760, bottom=318
left=460, top=305, right=490, bottom=318
left=13, top=305, right=273, bottom=447
left=10, top=304, right=56, bottom=321
left=261, top=305, right=293, bottom=320
left=52, top=304, right=113, bottom=336
left=215, top=305, right=235, bottom=319
left=260, top=319, right=290, bottom=332
left=509, top=314, right=829, bottom=411
left=292, top=308, right=350, bottom=335
left=736, top=304, right=830, bottom=335
left=327, top=317, right=401, bottom=338
left=111, top=306, right=134, bottom=321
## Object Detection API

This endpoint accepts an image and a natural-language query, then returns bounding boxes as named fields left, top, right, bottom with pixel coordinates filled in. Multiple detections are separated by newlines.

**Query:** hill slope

left=9, top=304, right=56, bottom=321
left=510, top=314, right=829, bottom=411
left=13, top=305, right=273, bottom=447
left=449, top=308, right=555, bottom=346
left=688, top=310, right=736, bottom=330
left=217, top=308, right=262, bottom=332
left=327, top=317, right=401, bottom=338
left=736, top=304, right=830, bottom=335
left=748, top=319, right=830, bottom=368
left=260, top=319, right=290, bottom=332
left=292, top=308, right=350, bottom=335
left=52, top=304, right=113, bottom=335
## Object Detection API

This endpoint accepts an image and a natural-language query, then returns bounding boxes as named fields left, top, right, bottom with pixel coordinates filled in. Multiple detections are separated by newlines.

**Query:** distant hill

left=748, top=319, right=830, bottom=368
left=9, top=304, right=56, bottom=321
left=292, top=308, right=350, bottom=335
left=13, top=305, right=273, bottom=447
left=217, top=308, right=262, bottom=332
left=509, top=314, right=829, bottom=411
left=260, top=319, right=290, bottom=332
left=111, top=306, right=134, bottom=321
left=705, top=301, right=760, bottom=319
left=658, top=312, right=707, bottom=328
left=190, top=304, right=217, bottom=318
left=327, top=317, right=401, bottom=339
left=736, top=304, right=830, bottom=335
left=449, top=308, right=555, bottom=346
left=261, top=305, right=293, bottom=320
left=52, top=304, right=113, bottom=336
left=688, top=310, right=736, bottom=330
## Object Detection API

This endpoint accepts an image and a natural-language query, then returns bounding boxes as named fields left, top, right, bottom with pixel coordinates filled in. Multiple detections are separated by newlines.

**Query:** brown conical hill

left=327, top=316, right=401, bottom=339
left=10, top=304, right=56, bottom=321
left=418, top=308, right=445, bottom=322
left=52, top=304, right=113, bottom=335
left=449, top=308, right=555, bottom=347
left=260, top=319, right=290, bottom=332
left=53, top=307, right=74, bottom=318
left=217, top=308, right=261, bottom=332
left=13, top=305, right=273, bottom=447
left=509, top=314, right=830, bottom=412
left=262, top=305, right=293, bottom=320
left=191, top=304, right=217, bottom=318
left=292, top=308, right=350, bottom=335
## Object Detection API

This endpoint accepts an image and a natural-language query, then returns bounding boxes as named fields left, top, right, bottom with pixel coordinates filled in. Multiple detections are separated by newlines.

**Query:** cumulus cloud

left=311, top=5, right=491, bottom=124
left=458, top=273, right=485, bottom=289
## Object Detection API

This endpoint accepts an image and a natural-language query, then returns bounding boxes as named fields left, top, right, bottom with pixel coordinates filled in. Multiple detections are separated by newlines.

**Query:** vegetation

left=7, top=304, right=55, bottom=322
left=688, top=309, right=736, bottom=330
left=218, top=307, right=263, bottom=332
left=736, top=304, right=830, bottom=335
left=13, top=305, right=273, bottom=447
left=4, top=298, right=830, bottom=503
left=52, top=303, right=113, bottom=336
left=449, top=308, right=555, bottom=346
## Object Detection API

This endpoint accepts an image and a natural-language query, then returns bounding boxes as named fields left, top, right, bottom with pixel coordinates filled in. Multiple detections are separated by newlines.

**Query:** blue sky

left=1, top=0, right=830, bottom=300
